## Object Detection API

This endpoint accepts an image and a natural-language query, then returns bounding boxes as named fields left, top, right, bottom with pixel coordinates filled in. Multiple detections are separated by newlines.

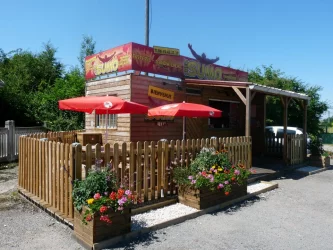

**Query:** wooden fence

left=18, top=135, right=252, bottom=223
left=287, top=134, right=305, bottom=165
left=265, top=133, right=284, bottom=155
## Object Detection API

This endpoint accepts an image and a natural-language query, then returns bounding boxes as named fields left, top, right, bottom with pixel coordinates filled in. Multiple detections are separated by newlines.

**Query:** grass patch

left=0, top=162, right=18, bottom=170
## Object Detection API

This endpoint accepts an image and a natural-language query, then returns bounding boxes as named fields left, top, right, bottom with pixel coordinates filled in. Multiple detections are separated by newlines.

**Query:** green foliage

left=173, top=148, right=252, bottom=194
left=78, top=35, right=96, bottom=73
left=248, top=65, right=328, bottom=136
left=309, top=135, right=324, bottom=156
left=0, top=36, right=95, bottom=128
left=72, top=165, right=118, bottom=211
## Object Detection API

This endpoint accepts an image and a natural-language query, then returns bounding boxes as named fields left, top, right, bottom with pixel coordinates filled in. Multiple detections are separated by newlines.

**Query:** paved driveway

left=113, top=170, right=333, bottom=250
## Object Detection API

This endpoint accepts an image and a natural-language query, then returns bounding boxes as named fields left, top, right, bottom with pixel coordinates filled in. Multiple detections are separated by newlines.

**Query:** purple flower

left=218, top=183, right=224, bottom=189
left=224, top=181, right=229, bottom=185
left=210, top=177, right=214, bottom=182
left=118, top=199, right=125, bottom=206
left=191, top=180, right=196, bottom=184
left=188, top=176, right=193, bottom=180
left=121, top=196, right=127, bottom=203
left=118, top=206, right=124, bottom=211
left=104, top=192, right=109, bottom=196
left=125, top=190, right=132, bottom=196
left=234, top=169, right=240, bottom=175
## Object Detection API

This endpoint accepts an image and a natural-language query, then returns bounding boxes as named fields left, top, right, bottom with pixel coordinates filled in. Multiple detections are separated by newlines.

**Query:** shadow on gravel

left=277, top=167, right=333, bottom=181
left=111, top=232, right=164, bottom=250
left=209, top=196, right=264, bottom=216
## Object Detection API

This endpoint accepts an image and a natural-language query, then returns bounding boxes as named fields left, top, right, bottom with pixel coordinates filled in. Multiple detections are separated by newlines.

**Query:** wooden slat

left=60, top=143, right=65, bottom=213
left=164, top=141, right=169, bottom=196
left=75, top=144, right=82, bottom=180
left=150, top=141, right=156, bottom=201
left=85, top=144, right=92, bottom=172
left=121, top=143, right=127, bottom=184
left=129, top=143, right=135, bottom=193
left=52, top=142, right=57, bottom=207
left=113, top=143, right=120, bottom=182
left=104, top=143, right=111, bottom=167
left=157, top=141, right=162, bottom=199
left=69, top=144, right=74, bottom=218
left=143, top=141, right=149, bottom=202
left=136, top=142, right=142, bottom=200
left=48, top=141, right=52, bottom=204
left=64, top=143, right=69, bottom=217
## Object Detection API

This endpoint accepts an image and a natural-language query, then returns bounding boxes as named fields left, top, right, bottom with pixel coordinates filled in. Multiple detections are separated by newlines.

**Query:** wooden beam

left=251, top=92, right=257, bottom=102
left=280, top=96, right=285, bottom=107
left=245, top=87, right=251, bottom=137
left=232, top=86, right=246, bottom=104
left=303, top=101, right=308, bottom=159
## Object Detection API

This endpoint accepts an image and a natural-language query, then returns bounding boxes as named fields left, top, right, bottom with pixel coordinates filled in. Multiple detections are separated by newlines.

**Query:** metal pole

left=145, top=0, right=149, bottom=46
left=183, top=116, right=186, bottom=141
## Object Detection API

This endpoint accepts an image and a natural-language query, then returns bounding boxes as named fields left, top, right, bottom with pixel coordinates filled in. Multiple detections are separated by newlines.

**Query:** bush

left=309, top=135, right=324, bottom=156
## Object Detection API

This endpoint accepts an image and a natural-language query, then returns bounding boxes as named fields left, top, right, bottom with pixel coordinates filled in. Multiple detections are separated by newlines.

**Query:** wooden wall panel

left=85, top=75, right=131, bottom=144
left=130, top=75, right=186, bottom=142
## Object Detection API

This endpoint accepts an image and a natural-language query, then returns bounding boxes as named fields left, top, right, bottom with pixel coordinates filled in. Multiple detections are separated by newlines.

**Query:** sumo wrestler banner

left=85, top=42, right=248, bottom=82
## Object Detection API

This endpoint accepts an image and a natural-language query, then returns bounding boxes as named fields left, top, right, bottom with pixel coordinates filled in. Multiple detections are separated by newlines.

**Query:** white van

left=265, top=126, right=303, bottom=137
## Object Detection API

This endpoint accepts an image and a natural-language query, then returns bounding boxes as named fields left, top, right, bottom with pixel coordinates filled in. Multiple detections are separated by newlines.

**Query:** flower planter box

left=309, top=155, right=330, bottom=168
left=74, top=207, right=131, bottom=249
left=178, top=183, right=247, bottom=210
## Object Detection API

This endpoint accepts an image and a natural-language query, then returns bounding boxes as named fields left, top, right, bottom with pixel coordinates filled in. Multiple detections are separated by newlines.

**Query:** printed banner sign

left=85, top=42, right=248, bottom=82
left=148, top=85, right=174, bottom=102
left=153, top=46, right=180, bottom=56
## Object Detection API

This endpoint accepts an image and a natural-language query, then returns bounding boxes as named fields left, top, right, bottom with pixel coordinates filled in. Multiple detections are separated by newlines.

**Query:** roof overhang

left=183, top=79, right=311, bottom=102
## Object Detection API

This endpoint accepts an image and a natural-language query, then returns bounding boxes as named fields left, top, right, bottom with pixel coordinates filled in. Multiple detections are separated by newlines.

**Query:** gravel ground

left=323, top=144, right=333, bottom=152
left=112, top=170, right=333, bottom=250
left=1, top=165, right=333, bottom=250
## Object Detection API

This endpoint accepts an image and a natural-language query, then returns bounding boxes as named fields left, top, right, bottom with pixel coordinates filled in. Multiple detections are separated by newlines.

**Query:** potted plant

left=173, top=148, right=252, bottom=210
left=72, top=163, right=133, bottom=248
left=308, top=135, right=328, bottom=168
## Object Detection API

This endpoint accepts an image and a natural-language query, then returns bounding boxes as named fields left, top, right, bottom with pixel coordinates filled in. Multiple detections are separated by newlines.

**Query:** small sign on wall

left=148, top=85, right=175, bottom=102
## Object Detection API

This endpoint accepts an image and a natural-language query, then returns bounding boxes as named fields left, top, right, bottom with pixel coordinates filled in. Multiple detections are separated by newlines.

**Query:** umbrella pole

left=183, top=116, right=186, bottom=141
left=105, top=111, right=108, bottom=144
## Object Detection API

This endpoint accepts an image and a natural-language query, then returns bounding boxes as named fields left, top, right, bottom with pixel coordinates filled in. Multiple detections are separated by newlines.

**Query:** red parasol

left=148, top=102, right=222, bottom=140
left=59, top=96, right=148, bottom=114
left=59, top=96, right=148, bottom=143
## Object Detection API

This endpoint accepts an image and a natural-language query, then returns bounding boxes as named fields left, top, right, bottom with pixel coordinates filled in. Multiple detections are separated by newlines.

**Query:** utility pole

left=145, top=0, right=149, bottom=46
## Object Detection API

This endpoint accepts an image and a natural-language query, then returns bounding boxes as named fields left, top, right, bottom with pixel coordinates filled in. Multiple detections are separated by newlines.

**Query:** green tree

left=248, top=65, right=328, bottom=135
left=78, top=35, right=96, bottom=73
left=32, top=68, right=85, bottom=131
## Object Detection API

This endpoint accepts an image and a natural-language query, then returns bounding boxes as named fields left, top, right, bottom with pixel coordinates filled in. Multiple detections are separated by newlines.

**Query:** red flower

left=109, top=192, right=117, bottom=200
left=99, top=205, right=108, bottom=213
left=117, top=189, right=125, bottom=199
left=86, top=214, right=92, bottom=221
left=202, top=171, right=207, bottom=177
left=231, top=177, right=236, bottom=181
left=225, top=191, right=230, bottom=196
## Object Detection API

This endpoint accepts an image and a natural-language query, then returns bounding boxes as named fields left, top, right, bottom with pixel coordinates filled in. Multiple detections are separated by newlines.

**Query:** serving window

left=208, top=99, right=240, bottom=129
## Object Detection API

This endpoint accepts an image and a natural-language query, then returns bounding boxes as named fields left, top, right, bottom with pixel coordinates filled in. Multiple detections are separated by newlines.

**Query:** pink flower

left=125, top=190, right=132, bottom=196
left=191, top=180, right=196, bottom=184
left=224, top=181, right=229, bottom=185
left=218, top=183, right=224, bottom=189
left=118, top=206, right=124, bottom=211
left=94, top=193, right=101, bottom=199
left=188, top=176, right=193, bottom=180
left=234, top=169, right=240, bottom=175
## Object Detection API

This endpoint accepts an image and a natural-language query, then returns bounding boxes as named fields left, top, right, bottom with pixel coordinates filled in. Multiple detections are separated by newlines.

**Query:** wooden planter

left=309, top=155, right=330, bottom=168
left=74, top=207, right=131, bottom=249
left=178, top=182, right=247, bottom=210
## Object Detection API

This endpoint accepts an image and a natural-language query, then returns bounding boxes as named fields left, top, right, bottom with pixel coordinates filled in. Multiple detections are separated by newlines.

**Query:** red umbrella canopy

left=59, top=96, right=148, bottom=114
left=148, top=102, right=222, bottom=118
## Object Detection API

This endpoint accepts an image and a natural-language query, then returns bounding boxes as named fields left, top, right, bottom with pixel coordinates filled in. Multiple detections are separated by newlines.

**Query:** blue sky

left=1, top=0, right=332, bottom=115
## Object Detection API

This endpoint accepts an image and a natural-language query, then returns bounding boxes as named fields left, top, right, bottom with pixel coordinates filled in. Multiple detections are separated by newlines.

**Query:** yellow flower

left=87, top=198, right=94, bottom=205
left=212, top=166, right=216, bottom=169
left=218, top=167, right=223, bottom=172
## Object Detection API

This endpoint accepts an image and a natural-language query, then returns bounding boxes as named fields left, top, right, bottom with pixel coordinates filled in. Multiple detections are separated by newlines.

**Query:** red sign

left=85, top=43, right=248, bottom=82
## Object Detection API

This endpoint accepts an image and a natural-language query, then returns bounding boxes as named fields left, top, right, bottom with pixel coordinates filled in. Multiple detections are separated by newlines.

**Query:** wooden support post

left=245, top=87, right=251, bottom=137
left=281, top=97, right=291, bottom=165
left=303, top=100, right=308, bottom=159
